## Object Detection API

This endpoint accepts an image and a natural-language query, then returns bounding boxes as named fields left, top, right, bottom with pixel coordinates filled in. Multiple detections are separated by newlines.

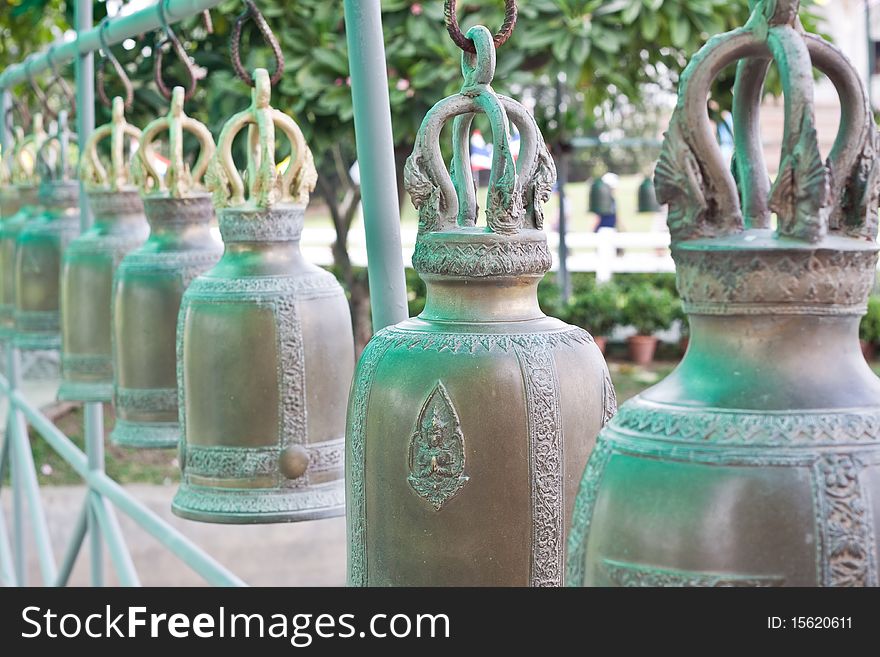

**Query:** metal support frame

left=343, top=0, right=409, bottom=331
left=0, top=0, right=406, bottom=586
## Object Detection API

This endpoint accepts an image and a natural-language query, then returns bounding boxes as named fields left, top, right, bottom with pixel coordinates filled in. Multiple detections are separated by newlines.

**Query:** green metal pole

left=54, top=498, right=88, bottom=587
left=0, top=502, right=14, bottom=585
left=343, top=0, right=409, bottom=331
left=6, top=348, right=25, bottom=584
left=91, top=495, right=139, bottom=586
left=75, top=0, right=104, bottom=587
left=85, top=404, right=103, bottom=587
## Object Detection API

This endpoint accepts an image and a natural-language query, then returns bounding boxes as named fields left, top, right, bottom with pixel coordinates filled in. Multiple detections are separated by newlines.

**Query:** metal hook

left=230, top=0, right=284, bottom=87
left=25, top=55, right=56, bottom=121
left=46, top=45, right=77, bottom=116
left=154, top=0, right=200, bottom=101
left=96, top=17, right=134, bottom=110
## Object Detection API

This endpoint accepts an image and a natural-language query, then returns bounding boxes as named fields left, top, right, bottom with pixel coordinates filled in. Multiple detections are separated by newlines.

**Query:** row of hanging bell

left=568, top=0, right=880, bottom=587
left=59, top=97, right=149, bottom=402
left=0, top=115, right=47, bottom=341
left=171, top=68, right=354, bottom=523
left=345, top=27, right=614, bottom=586
left=14, top=112, right=80, bottom=351
left=111, top=87, right=222, bottom=448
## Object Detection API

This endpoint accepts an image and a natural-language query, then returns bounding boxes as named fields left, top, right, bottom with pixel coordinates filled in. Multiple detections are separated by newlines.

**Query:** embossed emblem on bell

left=111, top=87, right=222, bottom=448
left=567, top=0, right=880, bottom=587
left=172, top=69, right=354, bottom=523
left=0, top=115, right=47, bottom=340
left=59, top=97, right=149, bottom=402
left=346, top=26, right=614, bottom=587
left=14, top=111, right=80, bottom=350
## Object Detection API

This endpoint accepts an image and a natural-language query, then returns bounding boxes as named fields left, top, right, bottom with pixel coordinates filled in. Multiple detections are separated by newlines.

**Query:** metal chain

left=154, top=0, right=201, bottom=101
left=46, top=45, right=77, bottom=117
left=96, top=17, right=135, bottom=110
left=444, top=0, right=517, bottom=53
left=230, top=0, right=284, bottom=87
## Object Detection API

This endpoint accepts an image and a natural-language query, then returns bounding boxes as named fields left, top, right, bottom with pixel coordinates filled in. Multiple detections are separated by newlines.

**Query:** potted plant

left=621, top=283, right=677, bottom=365
left=859, top=296, right=880, bottom=362
left=561, top=282, right=622, bottom=354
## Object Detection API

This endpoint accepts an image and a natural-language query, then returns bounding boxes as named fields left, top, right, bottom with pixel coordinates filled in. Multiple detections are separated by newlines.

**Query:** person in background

left=594, top=172, right=619, bottom=232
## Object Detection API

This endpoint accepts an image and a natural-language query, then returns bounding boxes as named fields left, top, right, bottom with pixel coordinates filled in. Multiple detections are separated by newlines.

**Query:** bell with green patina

left=0, top=126, right=26, bottom=221
left=111, top=87, right=222, bottom=449
left=14, top=111, right=80, bottom=351
left=172, top=69, right=354, bottom=524
left=59, top=97, right=149, bottom=402
left=0, top=115, right=47, bottom=341
left=568, top=0, right=880, bottom=587
left=636, top=175, right=661, bottom=213
left=346, top=27, right=615, bottom=586
left=588, top=177, right=613, bottom=215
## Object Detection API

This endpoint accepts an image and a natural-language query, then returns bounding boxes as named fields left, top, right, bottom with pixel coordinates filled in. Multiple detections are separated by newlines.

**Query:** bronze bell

left=0, top=115, right=47, bottom=340
left=14, top=112, right=80, bottom=350
left=568, top=0, right=880, bottom=587
left=111, top=87, right=222, bottom=448
left=346, top=27, right=615, bottom=586
left=588, top=177, right=614, bottom=215
left=0, top=127, right=26, bottom=220
left=636, top=175, right=661, bottom=214
left=59, top=97, right=149, bottom=402
left=173, top=69, right=354, bottom=523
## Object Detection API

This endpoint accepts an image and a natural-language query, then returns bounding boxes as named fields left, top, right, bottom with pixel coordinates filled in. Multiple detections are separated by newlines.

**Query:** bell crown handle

left=136, top=86, right=216, bottom=198
left=36, top=110, right=78, bottom=183
left=654, top=0, right=874, bottom=244
left=79, top=96, right=142, bottom=191
left=11, top=113, right=47, bottom=185
left=404, top=26, right=555, bottom=236
left=206, top=68, right=317, bottom=209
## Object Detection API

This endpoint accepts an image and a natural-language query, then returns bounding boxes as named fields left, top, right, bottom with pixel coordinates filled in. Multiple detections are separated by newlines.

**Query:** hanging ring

left=154, top=0, right=200, bottom=101
left=46, top=46, right=77, bottom=116
left=25, top=56, right=56, bottom=121
left=96, top=17, right=134, bottom=110
left=444, top=0, right=517, bottom=54
left=230, top=0, right=284, bottom=87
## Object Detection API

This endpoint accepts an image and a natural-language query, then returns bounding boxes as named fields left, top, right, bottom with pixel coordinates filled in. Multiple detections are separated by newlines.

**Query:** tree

left=1, top=0, right=824, bottom=348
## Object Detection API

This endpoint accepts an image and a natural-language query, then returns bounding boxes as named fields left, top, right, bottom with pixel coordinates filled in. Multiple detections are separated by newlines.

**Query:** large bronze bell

left=14, top=112, right=80, bottom=350
left=173, top=69, right=354, bottom=523
left=0, top=115, right=46, bottom=340
left=568, top=0, right=880, bottom=587
left=111, top=87, right=222, bottom=448
left=346, top=27, right=614, bottom=586
left=59, top=97, right=149, bottom=402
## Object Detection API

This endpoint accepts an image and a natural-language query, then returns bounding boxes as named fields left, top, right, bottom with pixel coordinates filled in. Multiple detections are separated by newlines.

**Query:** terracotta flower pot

left=594, top=336, right=608, bottom=355
left=628, top=334, right=659, bottom=365
left=860, top=339, right=875, bottom=362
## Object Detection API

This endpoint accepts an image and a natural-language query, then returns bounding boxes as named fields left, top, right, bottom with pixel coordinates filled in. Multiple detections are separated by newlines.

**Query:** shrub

left=860, top=296, right=880, bottom=343
left=622, top=283, right=677, bottom=336
left=562, top=282, right=623, bottom=336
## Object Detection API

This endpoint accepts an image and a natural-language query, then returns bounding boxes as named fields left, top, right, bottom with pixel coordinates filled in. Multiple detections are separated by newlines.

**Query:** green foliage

left=621, top=281, right=677, bottom=335
left=860, top=296, right=880, bottom=343
left=561, top=281, right=623, bottom=336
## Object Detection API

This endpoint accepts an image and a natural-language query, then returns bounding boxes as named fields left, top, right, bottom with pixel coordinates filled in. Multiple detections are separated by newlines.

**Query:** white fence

left=301, top=225, right=674, bottom=280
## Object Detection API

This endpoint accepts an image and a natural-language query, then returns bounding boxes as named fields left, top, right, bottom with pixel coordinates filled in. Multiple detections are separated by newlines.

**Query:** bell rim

left=57, top=380, right=113, bottom=403
left=171, top=484, right=345, bottom=525
left=110, top=420, right=180, bottom=450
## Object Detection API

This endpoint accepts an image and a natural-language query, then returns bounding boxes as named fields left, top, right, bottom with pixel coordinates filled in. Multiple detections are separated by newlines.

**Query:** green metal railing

left=0, top=0, right=408, bottom=587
